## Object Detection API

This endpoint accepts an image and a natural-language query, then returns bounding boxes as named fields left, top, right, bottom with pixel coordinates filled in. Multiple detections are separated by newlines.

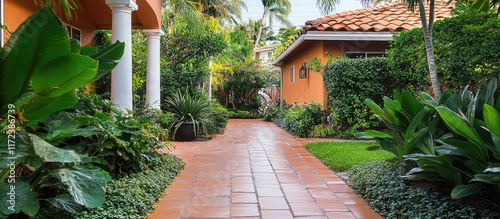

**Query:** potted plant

left=163, top=90, right=215, bottom=141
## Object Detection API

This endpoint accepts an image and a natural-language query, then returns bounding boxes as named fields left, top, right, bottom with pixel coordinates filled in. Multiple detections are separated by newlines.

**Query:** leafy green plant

left=164, top=89, right=216, bottom=140
left=309, top=124, right=338, bottom=138
left=213, top=61, right=266, bottom=111
left=356, top=90, right=449, bottom=167
left=360, top=78, right=500, bottom=200
left=0, top=8, right=124, bottom=124
left=282, top=103, right=323, bottom=138
left=0, top=8, right=124, bottom=217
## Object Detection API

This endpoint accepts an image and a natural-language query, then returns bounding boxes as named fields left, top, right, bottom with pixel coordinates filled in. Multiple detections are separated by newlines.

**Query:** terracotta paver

left=148, top=119, right=381, bottom=219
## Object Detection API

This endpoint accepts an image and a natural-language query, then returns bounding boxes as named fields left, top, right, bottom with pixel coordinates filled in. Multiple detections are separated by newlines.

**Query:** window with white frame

left=63, top=23, right=81, bottom=42
left=289, top=65, right=295, bottom=83
left=267, top=51, right=273, bottom=59
left=345, top=52, right=386, bottom=59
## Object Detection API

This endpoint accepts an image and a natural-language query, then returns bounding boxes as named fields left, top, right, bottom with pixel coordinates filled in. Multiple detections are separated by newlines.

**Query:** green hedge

left=349, top=161, right=500, bottom=219
left=323, top=57, right=395, bottom=130
left=388, top=10, right=500, bottom=92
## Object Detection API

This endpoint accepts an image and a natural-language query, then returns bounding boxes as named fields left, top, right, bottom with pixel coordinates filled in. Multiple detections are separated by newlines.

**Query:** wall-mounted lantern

left=299, top=62, right=307, bottom=79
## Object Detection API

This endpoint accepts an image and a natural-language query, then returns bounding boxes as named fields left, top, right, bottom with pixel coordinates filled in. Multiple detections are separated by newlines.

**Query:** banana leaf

left=0, top=7, right=69, bottom=110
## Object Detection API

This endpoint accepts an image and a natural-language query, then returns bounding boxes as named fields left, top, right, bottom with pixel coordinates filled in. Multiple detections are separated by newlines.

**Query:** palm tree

left=35, top=0, right=81, bottom=20
left=191, top=0, right=247, bottom=24
left=254, top=0, right=293, bottom=47
left=468, top=0, right=500, bottom=13
left=401, top=0, right=441, bottom=98
left=315, top=0, right=374, bottom=15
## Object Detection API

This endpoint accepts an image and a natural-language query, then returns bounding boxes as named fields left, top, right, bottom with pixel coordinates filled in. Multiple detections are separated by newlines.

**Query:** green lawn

left=305, top=141, right=395, bottom=171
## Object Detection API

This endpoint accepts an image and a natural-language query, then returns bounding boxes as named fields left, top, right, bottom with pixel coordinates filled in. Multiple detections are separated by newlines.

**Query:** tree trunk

left=418, top=0, right=442, bottom=98
left=254, top=8, right=268, bottom=48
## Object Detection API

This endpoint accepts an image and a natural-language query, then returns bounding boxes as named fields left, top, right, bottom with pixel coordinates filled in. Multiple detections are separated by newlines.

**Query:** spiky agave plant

left=163, top=89, right=216, bottom=140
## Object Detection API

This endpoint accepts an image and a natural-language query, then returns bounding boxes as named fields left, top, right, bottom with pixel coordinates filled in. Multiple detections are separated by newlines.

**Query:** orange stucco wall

left=4, top=0, right=96, bottom=45
left=281, top=41, right=331, bottom=106
left=281, top=40, right=389, bottom=107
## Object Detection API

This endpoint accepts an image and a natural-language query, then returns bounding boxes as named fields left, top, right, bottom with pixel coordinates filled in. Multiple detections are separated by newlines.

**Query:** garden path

left=149, top=119, right=381, bottom=219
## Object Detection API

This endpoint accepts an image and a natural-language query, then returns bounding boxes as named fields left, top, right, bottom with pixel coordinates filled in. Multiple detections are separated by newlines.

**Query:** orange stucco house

left=272, top=2, right=453, bottom=107
left=2, top=0, right=164, bottom=111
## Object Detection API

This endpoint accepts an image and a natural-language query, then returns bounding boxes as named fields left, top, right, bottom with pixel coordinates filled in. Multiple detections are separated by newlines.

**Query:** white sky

left=241, top=0, right=371, bottom=29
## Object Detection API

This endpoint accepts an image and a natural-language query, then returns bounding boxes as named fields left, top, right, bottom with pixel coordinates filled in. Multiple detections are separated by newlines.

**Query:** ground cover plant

left=305, top=141, right=395, bottom=171
left=349, top=161, right=500, bottom=219
left=34, top=154, right=185, bottom=219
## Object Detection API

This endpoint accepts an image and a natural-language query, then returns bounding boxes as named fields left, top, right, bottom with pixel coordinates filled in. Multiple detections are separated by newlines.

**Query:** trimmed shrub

left=228, top=109, right=260, bottom=119
left=388, top=10, right=500, bottom=93
left=282, top=103, right=323, bottom=137
left=308, top=124, right=354, bottom=139
left=349, top=161, right=500, bottom=219
left=323, top=57, right=396, bottom=130
left=210, top=103, right=230, bottom=134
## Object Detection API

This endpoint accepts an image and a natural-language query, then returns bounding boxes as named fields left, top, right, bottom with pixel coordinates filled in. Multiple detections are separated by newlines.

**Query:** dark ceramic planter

left=175, top=122, right=195, bottom=141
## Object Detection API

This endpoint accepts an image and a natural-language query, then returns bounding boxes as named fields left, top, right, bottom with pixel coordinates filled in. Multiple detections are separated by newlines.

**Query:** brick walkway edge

left=148, top=119, right=382, bottom=219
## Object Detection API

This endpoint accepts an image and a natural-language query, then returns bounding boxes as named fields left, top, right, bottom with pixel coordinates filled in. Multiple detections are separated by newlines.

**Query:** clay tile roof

left=274, top=1, right=455, bottom=64
left=303, top=1, right=454, bottom=33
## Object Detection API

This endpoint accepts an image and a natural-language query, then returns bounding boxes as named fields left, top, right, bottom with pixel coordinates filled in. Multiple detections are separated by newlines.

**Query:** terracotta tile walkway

left=149, top=119, right=381, bottom=219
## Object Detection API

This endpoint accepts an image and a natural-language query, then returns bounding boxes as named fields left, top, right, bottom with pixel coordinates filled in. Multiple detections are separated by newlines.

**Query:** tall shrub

left=323, top=57, right=396, bottom=130
left=388, top=10, right=500, bottom=93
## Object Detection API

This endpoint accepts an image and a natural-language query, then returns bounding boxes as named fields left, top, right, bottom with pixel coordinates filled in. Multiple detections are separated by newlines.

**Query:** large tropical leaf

left=0, top=179, right=40, bottom=217
left=0, top=7, right=70, bottom=110
left=401, top=90, right=423, bottom=118
left=47, top=194, right=83, bottom=213
left=451, top=183, right=485, bottom=199
left=30, top=134, right=81, bottom=163
left=484, top=104, right=500, bottom=138
left=437, top=139, right=487, bottom=163
left=53, top=167, right=110, bottom=208
left=484, top=163, right=500, bottom=173
left=481, top=104, right=500, bottom=155
left=0, top=131, right=30, bottom=169
left=20, top=91, right=78, bottom=123
left=436, top=106, right=484, bottom=148
left=88, top=41, right=125, bottom=82
left=355, top=130, right=393, bottom=139
left=365, top=98, right=390, bottom=122
left=31, top=53, right=98, bottom=97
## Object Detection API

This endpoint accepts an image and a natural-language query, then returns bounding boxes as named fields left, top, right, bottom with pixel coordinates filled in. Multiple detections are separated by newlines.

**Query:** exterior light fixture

left=299, top=62, right=307, bottom=79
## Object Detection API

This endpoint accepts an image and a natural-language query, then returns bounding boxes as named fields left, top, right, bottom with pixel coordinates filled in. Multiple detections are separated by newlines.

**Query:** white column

left=143, top=29, right=164, bottom=109
left=106, top=0, right=137, bottom=113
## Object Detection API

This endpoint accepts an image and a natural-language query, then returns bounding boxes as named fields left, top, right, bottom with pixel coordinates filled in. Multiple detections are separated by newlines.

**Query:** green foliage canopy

left=388, top=10, right=500, bottom=92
